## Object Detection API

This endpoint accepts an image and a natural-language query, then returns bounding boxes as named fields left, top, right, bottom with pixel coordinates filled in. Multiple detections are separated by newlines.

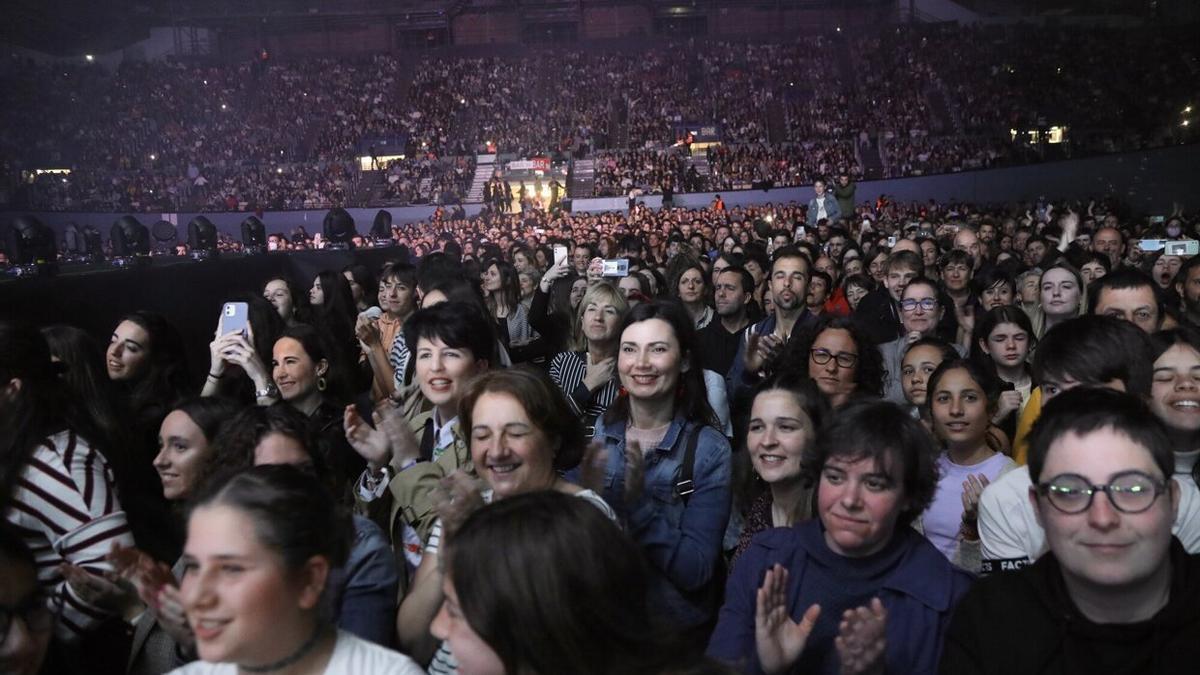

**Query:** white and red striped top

left=4, top=429, right=136, bottom=641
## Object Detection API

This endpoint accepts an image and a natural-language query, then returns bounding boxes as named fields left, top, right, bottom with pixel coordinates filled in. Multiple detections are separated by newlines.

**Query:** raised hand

left=756, top=564, right=821, bottom=675
left=994, top=390, right=1022, bottom=421
left=960, top=473, right=990, bottom=526
left=434, top=470, right=486, bottom=537
left=60, top=562, right=138, bottom=616
left=155, top=584, right=195, bottom=647
left=583, top=356, right=616, bottom=391
left=345, top=404, right=392, bottom=469
left=836, top=598, right=887, bottom=675
left=578, top=441, right=610, bottom=493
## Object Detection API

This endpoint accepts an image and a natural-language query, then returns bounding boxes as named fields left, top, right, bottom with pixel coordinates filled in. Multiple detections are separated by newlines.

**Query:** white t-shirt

left=169, top=630, right=423, bottom=675
left=979, top=465, right=1200, bottom=574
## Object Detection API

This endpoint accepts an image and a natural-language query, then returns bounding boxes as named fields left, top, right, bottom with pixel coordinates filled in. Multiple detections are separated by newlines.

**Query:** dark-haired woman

left=708, top=400, right=973, bottom=674
left=0, top=322, right=136, bottom=660
left=921, top=360, right=1016, bottom=573
left=120, top=397, right=244, bottom=674
left=166, top=466, right=422, bottom=673
left=263, top=277, right=304, bottom=326
left=309, top=270, right=362, bottom=382
left=971, top=306, right=1035, bottom=441
left=268, top=325, right=363, bottom=492
left=432, top=492, right=733, bottom=675
left=585, top=300, right=732, bottom=642
left=481, top=259, right=535, bottom=360
left=199, top=405, right=399, bottom=648
left=781, top=315, right=883, bottom=409
left=344, top=263, right=379, bottom=314
left=398, top=369, right=616, bottom=671
left=202, top=295, right=285, bottom=404
left=730, top=373, right=829, bottom=567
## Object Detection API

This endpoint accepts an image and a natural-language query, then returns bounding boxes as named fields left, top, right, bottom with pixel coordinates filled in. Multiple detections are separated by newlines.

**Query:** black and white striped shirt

left=549, top=351, right=619, bottom=425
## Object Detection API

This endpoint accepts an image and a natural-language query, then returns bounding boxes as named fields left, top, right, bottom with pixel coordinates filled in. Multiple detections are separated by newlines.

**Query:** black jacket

left=940, top=537, right=1200, bottom=675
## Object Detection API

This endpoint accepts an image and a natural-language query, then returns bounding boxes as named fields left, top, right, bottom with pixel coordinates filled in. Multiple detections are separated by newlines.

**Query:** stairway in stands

left=569, top=159, right=595, bottom=198
left=766, top=99, right=787, bottom=145
left=925, top=84, right=962, bottom=135
left=860, top=140, right=885, bottom=180
left=466, top=159, right=495, bottom=203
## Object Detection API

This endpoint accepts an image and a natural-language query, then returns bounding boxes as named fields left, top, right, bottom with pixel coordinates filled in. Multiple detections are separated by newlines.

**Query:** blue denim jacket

left=591, top=413, right=732, bottom=629
left=329, top=515, right=400, bottom=647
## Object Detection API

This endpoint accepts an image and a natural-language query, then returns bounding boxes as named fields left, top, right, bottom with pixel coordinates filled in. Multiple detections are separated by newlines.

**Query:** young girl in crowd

left=168, top=465, right=422, bottom=674
left=921, top=359, right=1016, bottom=573
left=900, top=336, right=961, bottom=427
left=730, top=372, right=829, bottom=564
left=971, top=306, right=1036, bottom=441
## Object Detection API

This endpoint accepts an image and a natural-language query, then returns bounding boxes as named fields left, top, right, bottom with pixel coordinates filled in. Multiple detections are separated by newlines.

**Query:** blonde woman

left=548, top=282, right=629, bottom=432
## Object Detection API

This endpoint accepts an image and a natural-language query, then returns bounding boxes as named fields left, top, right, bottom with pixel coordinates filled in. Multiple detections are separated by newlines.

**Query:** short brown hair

left=458, top=367, right=585, bottom=471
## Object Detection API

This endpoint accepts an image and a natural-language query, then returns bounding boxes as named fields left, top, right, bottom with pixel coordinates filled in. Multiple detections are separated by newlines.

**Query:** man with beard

left=697, top=266, right=754, bottom=378
left=727, top=246, right=816, bottom=399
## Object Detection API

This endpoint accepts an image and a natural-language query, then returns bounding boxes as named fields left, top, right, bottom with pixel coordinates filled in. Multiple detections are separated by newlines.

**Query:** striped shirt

left=388, top=330, right=411, bottom=390
left=5, top=429, right=136, bottom=642
left=548, top=351, right=619, bottom=425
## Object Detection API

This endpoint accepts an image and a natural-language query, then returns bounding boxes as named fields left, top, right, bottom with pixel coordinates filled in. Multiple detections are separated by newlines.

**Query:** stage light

left=370, top=210, right=393, bottom=242
left=5, top=215, right=58, bottom=271
left=241, top=216, right=266, bottom=252
left=323, top=208, right=357, bottom=249
left=151, top=220, right=178, bottom=252
left=111, top=215, right=150, bottom=257
left=85, top=54, right=94, bottom=62
left=188, top=216, right=219, bottom=259
left=149, top=153, right=156, bottom=161
left=221, top=103, right=227, bottom=110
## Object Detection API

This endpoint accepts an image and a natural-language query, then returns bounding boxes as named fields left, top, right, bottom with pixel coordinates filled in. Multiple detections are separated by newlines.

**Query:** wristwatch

left=255, top=382, right=280, bottom=399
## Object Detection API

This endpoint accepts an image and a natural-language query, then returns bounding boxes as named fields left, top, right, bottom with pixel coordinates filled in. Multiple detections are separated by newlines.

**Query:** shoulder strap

left=675, top=425, right=702, bottom=505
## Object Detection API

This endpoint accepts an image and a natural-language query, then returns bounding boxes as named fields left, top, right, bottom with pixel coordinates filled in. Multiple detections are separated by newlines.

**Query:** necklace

left=239, top=624, right=325, bottom=673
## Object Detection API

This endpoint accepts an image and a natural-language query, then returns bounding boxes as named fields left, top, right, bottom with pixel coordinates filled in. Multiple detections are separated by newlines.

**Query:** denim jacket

left=591, top=413, right=732, bottom=629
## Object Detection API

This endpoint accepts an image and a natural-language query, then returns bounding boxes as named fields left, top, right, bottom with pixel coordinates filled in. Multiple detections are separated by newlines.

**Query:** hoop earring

left=317, top=376, right=327, bottom=392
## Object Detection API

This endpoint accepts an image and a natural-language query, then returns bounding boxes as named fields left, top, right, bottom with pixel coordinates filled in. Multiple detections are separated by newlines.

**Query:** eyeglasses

left=899, top=298, right=938, bottom=312
left=810, top=349, right=858, bottom=369
left=1035, top=471, right=1166, bottom=514
left=0, top=592, right=60, bottom=637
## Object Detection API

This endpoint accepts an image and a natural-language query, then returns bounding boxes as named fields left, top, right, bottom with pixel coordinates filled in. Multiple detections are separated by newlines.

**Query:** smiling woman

left=169, top=465, right=423, bottom=675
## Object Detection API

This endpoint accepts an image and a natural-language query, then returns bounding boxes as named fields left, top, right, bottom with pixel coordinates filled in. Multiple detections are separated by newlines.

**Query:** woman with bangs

left=584, top=300, right=732, bottom=645
left=709, top=400, right=972, bottom=675
left=549, top=282, right=628, bottom=432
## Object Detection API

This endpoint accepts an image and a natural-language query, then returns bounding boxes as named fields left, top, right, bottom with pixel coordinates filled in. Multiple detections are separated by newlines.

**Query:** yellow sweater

left=1012, top=386, right=1043, bottom=466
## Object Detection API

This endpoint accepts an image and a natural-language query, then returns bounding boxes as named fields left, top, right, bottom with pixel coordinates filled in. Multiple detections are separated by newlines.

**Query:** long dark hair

left=603, top=300, right=717, bottom=429
left=969, top=305, right=1035, bottom=381
left=444, top=492, right=728, bottom=675
left=310, top=270, right=359, bottom=370
left=115, top=310, right=191, bottom=420
left=483, top=258, right=520, bottom=311
left=41, top=324, right=126, bottom=458
left=0, top=322, right=109, bottom=507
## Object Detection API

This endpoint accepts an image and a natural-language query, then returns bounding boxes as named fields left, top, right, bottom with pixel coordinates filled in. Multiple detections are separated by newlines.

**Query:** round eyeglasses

left=1035, top=471, right=1166, bottom=515
left=810, top=349, right=858, bottom=369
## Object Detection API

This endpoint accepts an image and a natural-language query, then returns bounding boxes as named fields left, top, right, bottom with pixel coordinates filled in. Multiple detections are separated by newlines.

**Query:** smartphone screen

left=221, top=302, right=250, bottom=336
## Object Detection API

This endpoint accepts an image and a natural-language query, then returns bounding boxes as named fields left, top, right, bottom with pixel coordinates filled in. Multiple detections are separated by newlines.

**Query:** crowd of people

left=4, top=23, right=1196, bottom=216
left=5, top=178, right=1200, bottom=674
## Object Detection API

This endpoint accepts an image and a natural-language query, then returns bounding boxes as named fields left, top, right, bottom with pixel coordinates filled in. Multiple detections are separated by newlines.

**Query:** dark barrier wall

left=0, top=248, right=405, bottom=378
left=8, top=143, right=1199, bottom=241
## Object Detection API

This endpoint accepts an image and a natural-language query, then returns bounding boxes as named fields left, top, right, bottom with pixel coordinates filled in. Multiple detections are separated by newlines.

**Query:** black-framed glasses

left=899, top=298, right=938, bottom=312
left=810, top=349, right=858, bottom=369
left=1035, top=471, right=1167, bottom=515
left=0, top=591, right=60, bottom=637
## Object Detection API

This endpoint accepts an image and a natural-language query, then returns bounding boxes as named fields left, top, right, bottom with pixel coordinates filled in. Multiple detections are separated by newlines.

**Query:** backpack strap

left=674, top=425, right=702, bottom=505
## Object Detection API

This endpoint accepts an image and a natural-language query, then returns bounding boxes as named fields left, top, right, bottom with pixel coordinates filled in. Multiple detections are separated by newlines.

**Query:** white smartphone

left=553, top=245, right=568, bottom=265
